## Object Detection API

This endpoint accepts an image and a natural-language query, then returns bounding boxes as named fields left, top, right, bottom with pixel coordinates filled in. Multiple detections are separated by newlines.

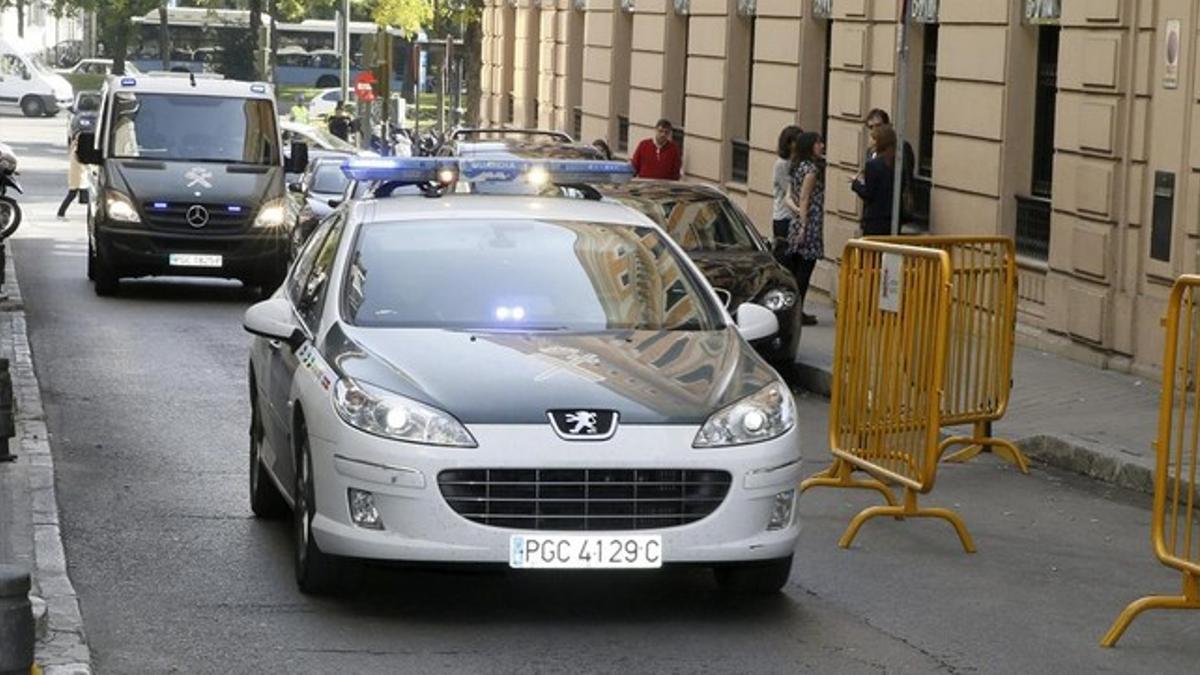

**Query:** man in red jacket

left=630, top=118, right=683, bottom=180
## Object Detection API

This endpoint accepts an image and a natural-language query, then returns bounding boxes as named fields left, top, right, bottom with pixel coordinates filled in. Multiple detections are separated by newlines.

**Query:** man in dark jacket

left=630, top=119, right=683, bottom=180
left=328, top=102, right=353, bottom=142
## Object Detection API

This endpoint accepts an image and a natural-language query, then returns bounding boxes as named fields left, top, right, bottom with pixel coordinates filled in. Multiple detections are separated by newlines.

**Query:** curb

left=793, top=356, right=1157, bottom=495
left=2, top=249, right=93, bottom=673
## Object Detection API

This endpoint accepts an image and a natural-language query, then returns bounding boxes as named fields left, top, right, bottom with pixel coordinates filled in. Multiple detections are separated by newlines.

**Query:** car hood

left=323, top=323, right=779, bottom=425
left=688, top=251, right=797, bottom=308
left=109, top=160, right=281, bottom=208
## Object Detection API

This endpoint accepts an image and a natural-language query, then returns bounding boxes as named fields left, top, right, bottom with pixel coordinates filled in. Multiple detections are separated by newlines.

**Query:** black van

left=76, top=73, right=307, bottom=296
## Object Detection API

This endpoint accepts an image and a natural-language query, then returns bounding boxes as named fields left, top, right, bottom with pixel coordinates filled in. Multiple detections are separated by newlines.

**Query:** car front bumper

left=95, top=223, right=289, bottom=281
left=306, top=422, right=803, bottom=565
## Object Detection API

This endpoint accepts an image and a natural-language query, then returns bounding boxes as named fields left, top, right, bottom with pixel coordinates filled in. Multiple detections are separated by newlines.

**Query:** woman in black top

left=851, top=124, right=897, bottom=236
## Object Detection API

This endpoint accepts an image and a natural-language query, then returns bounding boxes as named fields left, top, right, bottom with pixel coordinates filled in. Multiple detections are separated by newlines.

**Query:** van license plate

left=169, top=254, right=223, bottom=268
left=509, top=534, right=662, bottom=569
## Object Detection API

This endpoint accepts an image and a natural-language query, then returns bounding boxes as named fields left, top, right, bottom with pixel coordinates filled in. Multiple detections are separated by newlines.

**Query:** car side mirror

left=75, top=132, right=102, bottom=165
left=21, top=71, right=31, bottom=81
left=285, top=141, right=309, bottom=174
left=243, top=298, right=304, bottom=348
left=67, top=105, right=75, bottom=114
left=735, top=303, right=779, bottom=342
left=287, top=181, right=304, bottom=194
left=326, top=199, right=342, bottom=208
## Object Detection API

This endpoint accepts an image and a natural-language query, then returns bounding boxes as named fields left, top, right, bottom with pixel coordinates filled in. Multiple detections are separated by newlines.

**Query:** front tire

left=92, top=244, right=119, bottom=296
left=713, top=555, right=793, bottom=596
left=249, top=385, right=288, bottom=519
left=0, top=196, right=20, bottom=238
left=293, top=429, right=343, bottom=595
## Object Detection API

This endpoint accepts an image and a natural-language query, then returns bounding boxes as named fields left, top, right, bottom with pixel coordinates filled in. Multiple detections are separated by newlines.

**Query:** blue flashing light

left=341, top=157, right=459, bottom=183
left=120, top=78, right=137, bottom=87
left=340, top=157, right=633, bottom=187
left=250, top=84, right=267, bottom=94
left=227, top=206, right=243, bottom=213
left=152, top=202, right=168, bottom=209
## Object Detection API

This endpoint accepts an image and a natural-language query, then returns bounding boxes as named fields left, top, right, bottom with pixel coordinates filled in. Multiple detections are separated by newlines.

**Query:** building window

left=911, top=24, right=939, bottom=231
left=1016, top=25, right=1060, bottom=262
left=506, top=93, right=514, bottom=125
left=672, top=127, right=686, bottom=155
left=573, top=106, right=583, bottom=140
left=731, top=139, right=750, bottom=184
left=618, top=115, right=630, bottom=153
left=1031, top=26, right=1060, bottom=198
left=1015, top=195, right=1052, bottom=260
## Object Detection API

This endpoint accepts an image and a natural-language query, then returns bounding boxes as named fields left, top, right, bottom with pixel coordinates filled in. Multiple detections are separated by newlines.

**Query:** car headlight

left=333, top=378, right=477, bottom=448
left=254, top=198, right=288, bottom=228
left=105, top=190, right=140, bottom=223
left=694, top=382, right=795, bottom=448
left=761, top=288, right=797, bottom=312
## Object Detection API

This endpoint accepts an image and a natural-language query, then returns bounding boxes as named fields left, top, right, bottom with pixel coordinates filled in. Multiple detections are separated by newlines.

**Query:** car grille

left=438, top=468, right=732, bottom=531
left=141, top=202, right=252, bottom=232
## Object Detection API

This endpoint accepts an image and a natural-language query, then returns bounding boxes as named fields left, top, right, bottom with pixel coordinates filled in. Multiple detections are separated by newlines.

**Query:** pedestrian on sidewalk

left=772, top=124, right=804, bottom=248
left=57, top=135, right=85, bottom=220
left=630, top=119, right=682, bottom=180
left=852, top=124, right=898, bottom=237
left=290, top=94, right=309, bottom=124
left=864, top=108, right=915, bottom=226
left=784, top=132, right=825, bottom=327
left=592, top=138, right=613, bottom=160
left=328, top=102, right=353, bottom=142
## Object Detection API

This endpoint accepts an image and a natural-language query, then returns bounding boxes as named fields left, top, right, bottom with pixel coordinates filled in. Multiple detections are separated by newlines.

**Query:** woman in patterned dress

left=784, top=132, right=826, bottom=326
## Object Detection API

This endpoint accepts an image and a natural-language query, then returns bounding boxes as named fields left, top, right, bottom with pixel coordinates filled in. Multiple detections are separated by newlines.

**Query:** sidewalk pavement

left=0, top=249, right=91, bottom=674
left=793, top=295, right=1161, bottom=494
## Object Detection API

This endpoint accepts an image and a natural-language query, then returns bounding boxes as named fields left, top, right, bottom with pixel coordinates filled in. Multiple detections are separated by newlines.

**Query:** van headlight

left=761, top=289, right=797, bottom=311
left=253, top=198, right=288, bottom=228
left=694, top=382, right=795, bottom=448
left=333, top=378, right=477, bottom=448
left=105, top=190, right=140, bottom=223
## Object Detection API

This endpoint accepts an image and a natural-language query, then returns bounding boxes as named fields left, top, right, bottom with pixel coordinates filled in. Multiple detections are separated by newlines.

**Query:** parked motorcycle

left=0, top=141, right=21, bottom=238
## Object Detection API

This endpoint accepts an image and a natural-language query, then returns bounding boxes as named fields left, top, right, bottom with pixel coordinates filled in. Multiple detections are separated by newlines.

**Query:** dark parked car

left=67, top=90, right=101, bottom=144
left=599, top=180, right=802, bottom=363
left=286, top=153, right=352, bottom=256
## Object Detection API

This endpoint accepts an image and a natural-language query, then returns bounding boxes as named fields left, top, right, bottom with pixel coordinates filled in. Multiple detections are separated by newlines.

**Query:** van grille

left=438, top=468, right=731, bottom=531
left=141, top=202, right=252, bottom=232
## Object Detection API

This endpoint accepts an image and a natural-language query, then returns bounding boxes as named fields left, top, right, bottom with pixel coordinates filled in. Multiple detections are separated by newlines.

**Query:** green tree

left=0, top=0, right=27, bottom=39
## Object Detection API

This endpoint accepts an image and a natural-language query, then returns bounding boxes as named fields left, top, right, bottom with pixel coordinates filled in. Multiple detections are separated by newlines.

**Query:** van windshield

left=108, top=93, right=279, bottom=165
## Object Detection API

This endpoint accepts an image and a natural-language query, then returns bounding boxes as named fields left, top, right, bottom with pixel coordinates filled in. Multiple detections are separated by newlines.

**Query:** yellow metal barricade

left=870, top=236, right=1029, bottom=473
left=1102, top=276, right=1200, bottom=647
left=813, top=240, right=976, bottom=551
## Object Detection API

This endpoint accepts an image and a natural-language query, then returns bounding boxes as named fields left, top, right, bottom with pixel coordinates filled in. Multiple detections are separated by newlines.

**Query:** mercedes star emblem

left=185, top=204, right=210, bottom=229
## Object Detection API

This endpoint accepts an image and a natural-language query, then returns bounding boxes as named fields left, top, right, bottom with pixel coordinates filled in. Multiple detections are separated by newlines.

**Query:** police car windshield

left=108, top=93, right=280, bottom=165
left=345, top=219, right=722, bottom=332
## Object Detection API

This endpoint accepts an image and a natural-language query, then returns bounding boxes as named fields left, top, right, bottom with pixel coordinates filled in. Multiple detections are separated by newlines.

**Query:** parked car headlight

left=254, top=198, right=288, bottom=228
left=105, top=190, right=140, bottom=223
left=761, top=288, right=797, bottom=312
left=333, top=378, right=477, bottom=448
left=694, top=382, right=795, bottom=448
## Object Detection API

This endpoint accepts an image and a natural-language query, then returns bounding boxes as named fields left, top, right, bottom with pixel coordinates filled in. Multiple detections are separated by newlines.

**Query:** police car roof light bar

left=340, top=157, right=633, bottom=186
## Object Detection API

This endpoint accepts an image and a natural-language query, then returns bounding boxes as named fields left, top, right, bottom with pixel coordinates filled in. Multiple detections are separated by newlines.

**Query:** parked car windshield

left=344, top=219, right=721, bottom=332
left=310, top=162, right=349, bottom=194
left=108, top=93, right=280, bottom=165
left=613, top=194, right=761, bottom=253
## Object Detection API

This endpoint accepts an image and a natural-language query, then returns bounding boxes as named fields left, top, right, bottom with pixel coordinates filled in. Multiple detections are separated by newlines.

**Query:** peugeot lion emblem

left=547, top=409, right=619, bottom=441
left=185, top=204, right=210, bottom=229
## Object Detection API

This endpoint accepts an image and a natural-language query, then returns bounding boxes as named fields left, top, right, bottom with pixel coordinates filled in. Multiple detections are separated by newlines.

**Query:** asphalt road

left=3, top=112, right=1197, bottom=673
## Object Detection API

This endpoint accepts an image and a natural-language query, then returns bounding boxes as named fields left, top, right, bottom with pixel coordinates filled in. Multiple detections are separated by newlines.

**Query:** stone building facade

left=478, top=0, right=1200, bottom=379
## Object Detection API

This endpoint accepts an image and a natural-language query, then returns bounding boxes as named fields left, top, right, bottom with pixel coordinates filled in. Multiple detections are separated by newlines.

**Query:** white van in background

left=0, top=37, right=74, bottom=117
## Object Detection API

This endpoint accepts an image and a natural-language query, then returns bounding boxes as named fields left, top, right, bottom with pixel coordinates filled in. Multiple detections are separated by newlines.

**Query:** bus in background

left=128, top=7, right=413, bottom=91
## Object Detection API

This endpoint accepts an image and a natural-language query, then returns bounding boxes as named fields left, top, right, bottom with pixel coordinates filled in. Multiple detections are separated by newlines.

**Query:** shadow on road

left=251, top=519, right=801, bottom=628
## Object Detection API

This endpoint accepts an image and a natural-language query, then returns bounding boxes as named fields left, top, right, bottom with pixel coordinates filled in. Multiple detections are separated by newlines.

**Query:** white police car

left=243, top=158, right=802, bottom=595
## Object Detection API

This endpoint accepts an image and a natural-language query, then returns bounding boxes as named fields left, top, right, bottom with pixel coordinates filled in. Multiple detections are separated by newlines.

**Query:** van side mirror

left=285, top=141, right=309, bottom=174
left=75, top=133, right=102, bottom=165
